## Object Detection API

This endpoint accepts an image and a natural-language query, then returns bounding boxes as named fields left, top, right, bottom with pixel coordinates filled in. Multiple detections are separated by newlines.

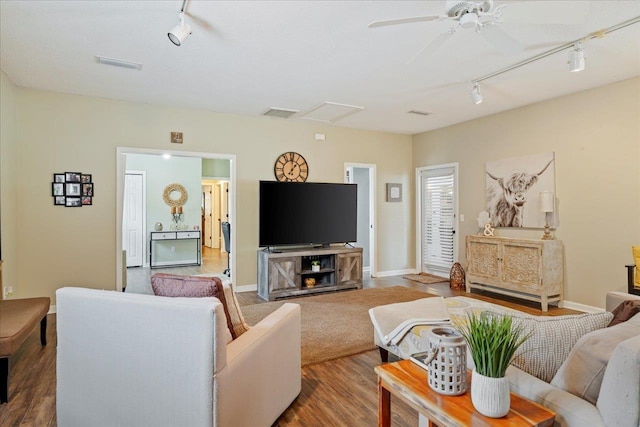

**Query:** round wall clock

left=274, top=151, right=308, bottom=182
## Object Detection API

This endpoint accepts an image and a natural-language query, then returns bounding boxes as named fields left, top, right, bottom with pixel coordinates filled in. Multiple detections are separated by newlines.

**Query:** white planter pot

left=470, top=370, right=510, bottom=418
left=311, top=265, right=320, bottom=272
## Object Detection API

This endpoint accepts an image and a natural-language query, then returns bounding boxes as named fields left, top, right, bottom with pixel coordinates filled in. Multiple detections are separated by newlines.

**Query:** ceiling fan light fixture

left=568, top=43, right=585, bottom=72
left=470, top=82, right=483, bottom=104
left=459, top=12, right=479, bottom=29
left=168, top=12, right=192, bottom=46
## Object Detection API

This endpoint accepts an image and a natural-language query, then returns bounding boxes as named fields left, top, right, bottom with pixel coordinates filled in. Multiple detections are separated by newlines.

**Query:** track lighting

left=470, top=82, right=483, bottom=105
left=168, top=12, right=191, bottom=46
left=568, top=43, right=585, bottom=72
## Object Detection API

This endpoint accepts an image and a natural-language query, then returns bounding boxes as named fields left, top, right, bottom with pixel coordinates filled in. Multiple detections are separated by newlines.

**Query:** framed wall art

left=386, top=183, right=402, bottom=202
left=52, top=172, right=94, bottom=207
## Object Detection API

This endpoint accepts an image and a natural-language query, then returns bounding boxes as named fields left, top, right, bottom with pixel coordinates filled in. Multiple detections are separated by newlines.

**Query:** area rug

left=241, top=286, right=434, bottom=366
left=402, top=272, right=448, bottom=284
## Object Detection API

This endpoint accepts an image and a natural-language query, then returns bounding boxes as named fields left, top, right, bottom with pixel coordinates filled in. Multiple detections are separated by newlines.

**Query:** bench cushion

left=0, top=297, right=50, bottom=356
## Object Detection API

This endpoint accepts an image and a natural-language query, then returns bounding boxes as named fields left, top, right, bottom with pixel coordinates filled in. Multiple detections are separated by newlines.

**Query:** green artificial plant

left=456, top=312, right=530, bottom=378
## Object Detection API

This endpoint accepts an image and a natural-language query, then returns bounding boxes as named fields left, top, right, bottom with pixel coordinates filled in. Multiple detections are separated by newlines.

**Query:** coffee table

left=375, top=360, right=555, bottom=427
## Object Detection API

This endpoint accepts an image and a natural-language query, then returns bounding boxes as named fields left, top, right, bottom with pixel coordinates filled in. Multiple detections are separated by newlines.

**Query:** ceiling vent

left=408, top=110, right=432, bottom=116
left=263, top=108, right=298, bottom=119
left=298, top=102, right=364, bottom=123
left=95, top=56, right=142, bottom=70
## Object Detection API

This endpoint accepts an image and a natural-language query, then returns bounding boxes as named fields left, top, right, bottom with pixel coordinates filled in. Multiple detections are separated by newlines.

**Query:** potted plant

left=311, top=260, right=320, bottom=272
left=456, top=312, right=530, bottom=418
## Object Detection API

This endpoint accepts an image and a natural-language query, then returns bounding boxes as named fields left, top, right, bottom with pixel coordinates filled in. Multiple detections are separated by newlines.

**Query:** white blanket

left=369, top=297, right=451, bottom=346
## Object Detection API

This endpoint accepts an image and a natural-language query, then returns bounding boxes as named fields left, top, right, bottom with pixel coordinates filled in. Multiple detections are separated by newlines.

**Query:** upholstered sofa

left=374, top=293, right=640, bottom=427
left=56, top=287, right=301, bottom=427
left=505, top=291, right=640, bottom=427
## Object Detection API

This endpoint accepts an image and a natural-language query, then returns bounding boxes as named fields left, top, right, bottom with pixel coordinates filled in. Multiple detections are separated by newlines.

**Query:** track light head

left=470, top=82, right=483, bottom=105
left=568, top=43, right=585, bottom=72
left=168, top=12, right=192, bottom=46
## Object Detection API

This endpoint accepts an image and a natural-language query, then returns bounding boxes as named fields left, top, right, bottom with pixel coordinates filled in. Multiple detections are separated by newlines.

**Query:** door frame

left=116, top=147, right=237, bottom=291
left=124, top=170, right=147, bottom=267
left=415, top=163, right=459, bottom=275
left=344, top=162, right=377, bottom=277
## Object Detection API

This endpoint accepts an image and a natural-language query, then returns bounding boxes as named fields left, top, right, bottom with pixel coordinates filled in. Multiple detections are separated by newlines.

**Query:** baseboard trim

left=558, top=300, right=604, bottom=313
left=235, top=284, right=257, bottom=293
left=48, top=305, right=57, bottom=314
left=373, top=269, right=418, bottom=278
left=151, top=259, right=199, bottom=267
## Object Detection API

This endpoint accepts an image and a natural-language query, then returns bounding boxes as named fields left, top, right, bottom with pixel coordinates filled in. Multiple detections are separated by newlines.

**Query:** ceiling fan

left=368, top=1, right=589, bottom=62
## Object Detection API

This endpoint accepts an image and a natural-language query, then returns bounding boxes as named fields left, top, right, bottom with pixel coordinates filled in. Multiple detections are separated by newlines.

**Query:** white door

left=202, top=185, right=213, bottom=248
left=417, top=164, right=458, bottom=277
left=220, top=181, right=229, bottom=253
left=212, top=184, right=221, bottom=248
left=345, top=163, right=376, bottom=276
left=123, top=172, right=144, bottom=267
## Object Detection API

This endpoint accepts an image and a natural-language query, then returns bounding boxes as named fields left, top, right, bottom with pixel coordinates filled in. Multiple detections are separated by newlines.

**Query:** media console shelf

left=257, top=246, right=363, bottom=301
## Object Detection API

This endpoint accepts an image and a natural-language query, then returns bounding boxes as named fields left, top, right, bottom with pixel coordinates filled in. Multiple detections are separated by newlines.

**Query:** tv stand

left=257, top=246, right=363, bottom=301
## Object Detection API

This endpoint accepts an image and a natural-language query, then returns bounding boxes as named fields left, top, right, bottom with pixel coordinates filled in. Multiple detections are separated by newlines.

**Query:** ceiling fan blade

left=368, top=15, right=443, bottom=28
left=184, top=11, right=214, bottom=32
left=479, top=25, right=524, bottom=55
left=407, top=31, right=454, bottom=64
left=499, top=1, right=590, bottom=25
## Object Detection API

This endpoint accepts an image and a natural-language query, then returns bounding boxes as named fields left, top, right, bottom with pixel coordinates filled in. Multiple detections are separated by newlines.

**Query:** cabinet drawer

left=152, top=232, right=176, bottom=240
left=177, top=231, right=200, bottom=239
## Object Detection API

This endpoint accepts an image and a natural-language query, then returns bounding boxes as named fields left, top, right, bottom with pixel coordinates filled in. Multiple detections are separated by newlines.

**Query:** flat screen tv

left=259, top=181, right=357, bottom=247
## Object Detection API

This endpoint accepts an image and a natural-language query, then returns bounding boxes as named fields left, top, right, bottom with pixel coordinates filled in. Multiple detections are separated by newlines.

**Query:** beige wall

left=413, top=77, right=640, bottom=308
left=0, top=71, right=19, bottom=295
left=4, top=86, right=412, bottom=302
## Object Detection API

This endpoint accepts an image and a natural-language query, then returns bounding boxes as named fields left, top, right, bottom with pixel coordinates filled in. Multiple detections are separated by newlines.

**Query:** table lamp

left=540, top=191, right=554, bottom=240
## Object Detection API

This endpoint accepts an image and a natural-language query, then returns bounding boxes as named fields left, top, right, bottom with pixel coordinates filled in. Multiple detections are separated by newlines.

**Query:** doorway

left=116, top=148, right=236, bottom=292
left=345, top=163, right=376, bottom=277
left=416, top=163, right=459, bottom=277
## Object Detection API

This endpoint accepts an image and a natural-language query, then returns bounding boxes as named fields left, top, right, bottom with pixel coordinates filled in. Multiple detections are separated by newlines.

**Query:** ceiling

left=1, top=1, right=639, bottom=135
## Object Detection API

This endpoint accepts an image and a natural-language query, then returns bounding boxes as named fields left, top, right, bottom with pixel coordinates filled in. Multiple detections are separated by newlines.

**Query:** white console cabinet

left=465, top=235, right=564, bottom=311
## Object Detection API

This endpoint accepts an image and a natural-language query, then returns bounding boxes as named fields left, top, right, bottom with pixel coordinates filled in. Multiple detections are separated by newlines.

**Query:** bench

left=0, top=297, right=50, bottom=403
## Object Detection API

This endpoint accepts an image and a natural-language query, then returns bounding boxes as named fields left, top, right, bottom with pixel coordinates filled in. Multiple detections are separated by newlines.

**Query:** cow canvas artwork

left=486, top=152, right=556, bottom=228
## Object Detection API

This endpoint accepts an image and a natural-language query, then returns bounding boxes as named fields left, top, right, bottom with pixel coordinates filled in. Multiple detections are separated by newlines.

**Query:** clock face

left=274, top=151, right=308, bottom=182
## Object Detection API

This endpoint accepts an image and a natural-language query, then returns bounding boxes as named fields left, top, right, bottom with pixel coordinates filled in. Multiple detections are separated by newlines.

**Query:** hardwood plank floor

left=0, top=276, right=580, bottom=426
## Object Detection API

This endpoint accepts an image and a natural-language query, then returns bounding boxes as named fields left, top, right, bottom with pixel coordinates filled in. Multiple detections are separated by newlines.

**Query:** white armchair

left=56, top=287, right=301, bottom=427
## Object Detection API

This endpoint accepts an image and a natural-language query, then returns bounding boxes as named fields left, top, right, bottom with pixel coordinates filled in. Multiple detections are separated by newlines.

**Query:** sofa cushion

left=551, top=312, right=640, bottom=404
left=151, top=274, right=236, bottom=340
left=608, top=299, right=640, bottom=327
left=493, top=312, right=613, bottom=383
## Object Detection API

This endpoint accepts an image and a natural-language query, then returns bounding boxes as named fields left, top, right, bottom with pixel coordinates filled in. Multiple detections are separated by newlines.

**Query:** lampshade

left=540, top=191, right=554, bottom=213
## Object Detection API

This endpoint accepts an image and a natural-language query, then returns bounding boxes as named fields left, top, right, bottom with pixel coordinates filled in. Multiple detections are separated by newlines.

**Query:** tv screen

left=259, top=181, right=357, bottom=247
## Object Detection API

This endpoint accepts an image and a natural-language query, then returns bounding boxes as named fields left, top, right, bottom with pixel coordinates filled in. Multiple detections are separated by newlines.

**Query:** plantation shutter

left=421, top=167, right=455, bottom=276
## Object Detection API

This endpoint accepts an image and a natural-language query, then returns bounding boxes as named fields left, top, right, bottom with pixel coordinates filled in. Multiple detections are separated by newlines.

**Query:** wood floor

left=0, top=277, right=580, bottom=427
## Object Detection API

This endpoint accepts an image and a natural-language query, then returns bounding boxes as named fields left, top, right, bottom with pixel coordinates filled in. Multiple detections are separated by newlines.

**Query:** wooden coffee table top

left=375, top=360, right=555, bottom=427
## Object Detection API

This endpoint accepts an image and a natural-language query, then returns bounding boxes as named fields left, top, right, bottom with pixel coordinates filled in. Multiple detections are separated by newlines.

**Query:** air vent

left=263, top=108, right=298, bottom=119
left=298, top=102, right=364, bottom=123
left=408, top=110, right=432, bottom=116
left=95, top=56, right=142, bottom=70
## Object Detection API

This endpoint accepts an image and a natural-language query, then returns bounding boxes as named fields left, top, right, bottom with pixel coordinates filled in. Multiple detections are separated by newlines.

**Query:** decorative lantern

left=450, top=262, right=465, bottom=290
left=424, top=327, right=467, bottom=396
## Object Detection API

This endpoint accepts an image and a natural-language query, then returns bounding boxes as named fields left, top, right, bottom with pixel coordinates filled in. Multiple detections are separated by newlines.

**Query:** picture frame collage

left=52, top=172, right=94, bottom=207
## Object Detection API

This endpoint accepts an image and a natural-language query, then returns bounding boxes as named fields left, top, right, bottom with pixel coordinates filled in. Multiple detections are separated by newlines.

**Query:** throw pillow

left=486, top=311, right=613, bottom=383
left=551, top=312, right=640, bottom=404
left=151, top=273, right=237, bottom=340
left=608, top=299, right=640, bottom=327
left=220, top=279, right=250, bottom=338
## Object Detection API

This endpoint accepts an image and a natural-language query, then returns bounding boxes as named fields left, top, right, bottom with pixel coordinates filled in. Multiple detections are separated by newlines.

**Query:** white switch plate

left=460, top=214, right=465, bottom=222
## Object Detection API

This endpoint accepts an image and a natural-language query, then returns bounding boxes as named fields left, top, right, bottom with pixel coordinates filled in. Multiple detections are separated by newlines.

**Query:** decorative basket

left=426, top=327, right=467, bottom=396
left=449, top=262, right=465, bottom=290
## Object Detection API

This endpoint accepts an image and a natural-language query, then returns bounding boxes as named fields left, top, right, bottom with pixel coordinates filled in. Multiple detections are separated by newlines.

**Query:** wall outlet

left=3, top=287, right=13, bottom=298
left=171, top=246, right=175, bottom=252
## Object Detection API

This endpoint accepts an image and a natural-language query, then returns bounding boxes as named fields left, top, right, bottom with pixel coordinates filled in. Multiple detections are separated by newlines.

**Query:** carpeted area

left=241, top=286, right=434, bottom=366
left=402, top=273, right=448, bottom=284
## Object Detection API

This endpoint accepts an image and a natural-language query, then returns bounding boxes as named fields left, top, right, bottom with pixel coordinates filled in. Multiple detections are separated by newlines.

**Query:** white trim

left=48, top=305, right=57, bottom=315
left=558, top=300, right=604, bottom=313
left=150, top=259, right=199, bottom=267
left=116, top=147, right=237, bottom=292
left=363, top=266, right=371, bottom=273
left=415, top=163, right=459, bottom=275
left=344, top=162, right=377, bottom=277
left=375, top=268, right=418, bottom=278
left=235, top=284, right=257, bottom=293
